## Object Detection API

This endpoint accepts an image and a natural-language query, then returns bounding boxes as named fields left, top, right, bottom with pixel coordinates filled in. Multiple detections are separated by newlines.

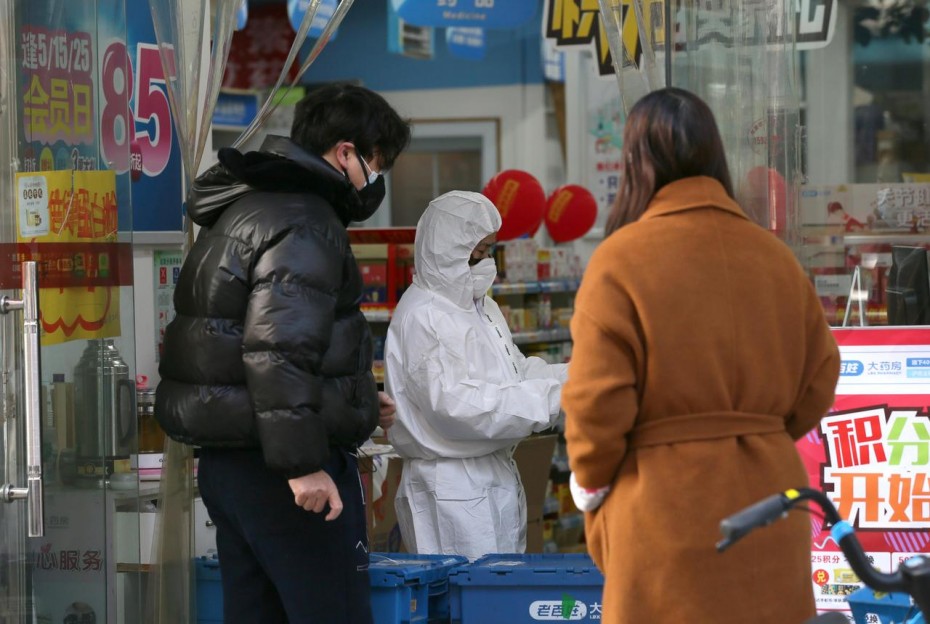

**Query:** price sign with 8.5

left=100, top=41, right=174, bottom=181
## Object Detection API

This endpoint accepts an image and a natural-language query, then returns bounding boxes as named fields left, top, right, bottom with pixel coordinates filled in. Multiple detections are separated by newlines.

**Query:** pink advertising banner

left=800, top=327, right=930, bottom=614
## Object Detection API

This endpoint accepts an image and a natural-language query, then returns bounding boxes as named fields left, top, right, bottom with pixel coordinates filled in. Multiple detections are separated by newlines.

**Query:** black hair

left=290, top=82, right=411, bottom=170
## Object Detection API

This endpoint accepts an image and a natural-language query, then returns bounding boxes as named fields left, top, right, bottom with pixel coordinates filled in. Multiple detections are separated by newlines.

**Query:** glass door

left=0, top=0, right=143, bottom=622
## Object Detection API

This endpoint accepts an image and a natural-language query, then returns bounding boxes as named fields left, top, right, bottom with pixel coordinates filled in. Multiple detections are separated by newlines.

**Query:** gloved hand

left=378, top=391, right=396, bottom=431
left=569, top=471, right=610, bottom=512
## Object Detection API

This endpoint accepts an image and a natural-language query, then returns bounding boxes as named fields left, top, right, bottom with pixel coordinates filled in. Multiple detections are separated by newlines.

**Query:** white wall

left=803, top=1, right=854, bottom=185
left=132, top=246, right=158, bottom=387
left=382, top=83, right=551, bottom=188
left=563, top=51, right=619, bottom=264
left=132, top=236, right=183, bottom=389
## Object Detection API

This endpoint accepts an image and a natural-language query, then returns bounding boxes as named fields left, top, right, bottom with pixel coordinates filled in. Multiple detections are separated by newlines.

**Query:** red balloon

left=544, top=184, right=597, bottom=243
left=481, top=170, right=546, bottom=241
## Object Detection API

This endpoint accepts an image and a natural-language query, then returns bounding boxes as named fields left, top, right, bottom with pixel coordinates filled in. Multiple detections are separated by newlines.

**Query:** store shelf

left=843, top=232, right=930, bottom=245
left=800, top=227, right=930, bottom=247
left=492, top=279, right=580, bottom=296
left=362, top=308, right=393, bottom=322
left=511, top=327, right=571, bottom=345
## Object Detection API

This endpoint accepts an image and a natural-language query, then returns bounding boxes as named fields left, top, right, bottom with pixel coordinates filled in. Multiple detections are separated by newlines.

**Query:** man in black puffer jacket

left=155, top=82, right=410, bottom=624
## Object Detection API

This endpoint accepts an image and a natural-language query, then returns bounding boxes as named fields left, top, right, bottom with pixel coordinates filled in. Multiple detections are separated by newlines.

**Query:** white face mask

left=470, top=257, right=497, bottom=300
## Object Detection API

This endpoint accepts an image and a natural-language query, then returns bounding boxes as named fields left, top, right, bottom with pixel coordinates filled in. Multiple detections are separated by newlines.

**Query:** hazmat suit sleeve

left=401, top=314, right=563, bottom=450
left=485, top=298, right=567, bottom=423
left=511, top=338, right=567, bottom=430
left=518, top=353, right=568, bottom=383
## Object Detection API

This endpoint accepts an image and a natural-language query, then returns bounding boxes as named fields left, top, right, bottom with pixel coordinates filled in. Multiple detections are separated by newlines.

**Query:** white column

left=803, top=1, right=854, bottom=185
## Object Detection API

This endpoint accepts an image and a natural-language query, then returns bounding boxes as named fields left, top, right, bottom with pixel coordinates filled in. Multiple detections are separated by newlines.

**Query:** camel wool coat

left=563, top=176, right=840, bottom=624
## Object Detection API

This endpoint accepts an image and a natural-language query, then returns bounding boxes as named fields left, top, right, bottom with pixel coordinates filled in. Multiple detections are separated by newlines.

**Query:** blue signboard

left=393, top=0, right=536, bottom=28
left=387, top=1, right=435, bottom=59
left=446, top=27, right=485, bottom=60
left=236, top=0, right=248, bottom=30
left=287, top=0, right=339, bottom=39
left=213, top=91, right=261, bottom=128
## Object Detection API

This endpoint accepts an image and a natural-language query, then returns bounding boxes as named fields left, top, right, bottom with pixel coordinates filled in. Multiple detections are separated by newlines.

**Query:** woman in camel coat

left=562, top=88, right=840, bottom=624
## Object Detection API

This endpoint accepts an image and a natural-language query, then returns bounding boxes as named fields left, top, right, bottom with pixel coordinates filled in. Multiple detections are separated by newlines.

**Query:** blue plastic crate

left=847, top=587, right=917, bottom=624
left=369, top=552, right=469, bottom=623
left=195, top=555, right=223, bottom=624
left=448, top=553, right=604, bottom=623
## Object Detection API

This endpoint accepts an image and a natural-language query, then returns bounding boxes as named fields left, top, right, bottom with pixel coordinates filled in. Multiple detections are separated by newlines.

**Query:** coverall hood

left=412, top=191, right=502, bottom=310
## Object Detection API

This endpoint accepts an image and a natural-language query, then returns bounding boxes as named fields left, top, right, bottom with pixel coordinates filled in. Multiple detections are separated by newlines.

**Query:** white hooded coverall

left=385, top=190, right=567, bottom=561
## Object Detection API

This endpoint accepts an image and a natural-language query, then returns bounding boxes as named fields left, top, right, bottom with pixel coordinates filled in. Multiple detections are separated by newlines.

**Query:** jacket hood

left=412, top=191, right=502, bottom=310
left=186, top=135, right=357, bottom=227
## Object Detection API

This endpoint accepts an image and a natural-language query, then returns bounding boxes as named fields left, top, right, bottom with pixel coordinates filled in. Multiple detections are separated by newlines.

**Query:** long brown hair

left=605, top=88, right=734, bottom=235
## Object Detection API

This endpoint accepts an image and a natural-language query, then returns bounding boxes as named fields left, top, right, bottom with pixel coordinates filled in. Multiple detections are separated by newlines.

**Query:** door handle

left=0, top=261, right=44, bottom=537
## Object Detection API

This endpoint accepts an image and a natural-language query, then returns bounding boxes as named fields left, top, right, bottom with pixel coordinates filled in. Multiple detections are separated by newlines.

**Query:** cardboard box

left=514, top=434, right=557, bottom=553
left=525, top=518, right=545, bottom=554
left=368, top=455, right=406, bottom=553
left=554, top=514, right=585, bottom=549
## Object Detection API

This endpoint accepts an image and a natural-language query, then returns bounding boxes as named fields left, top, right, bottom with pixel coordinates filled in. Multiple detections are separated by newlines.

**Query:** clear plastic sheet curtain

left=597, top=0, right=801, bottom=242
left=231, top=0, right=355, bottom=149
left=149, top=0, right=239, bottom=185
left=143, top=1, right=240, bottom=622
left=597, top=0, right=668, bottom=114
left=671, top=0, right=801, bottom=240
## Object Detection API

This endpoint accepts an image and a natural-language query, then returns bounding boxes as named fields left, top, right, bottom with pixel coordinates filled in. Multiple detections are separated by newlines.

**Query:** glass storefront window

left=800, top=1, right=930, bottom=327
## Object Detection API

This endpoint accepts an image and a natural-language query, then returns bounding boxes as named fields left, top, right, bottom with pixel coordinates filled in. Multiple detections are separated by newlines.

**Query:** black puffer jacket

left=155, top=136, right=379, bottom=478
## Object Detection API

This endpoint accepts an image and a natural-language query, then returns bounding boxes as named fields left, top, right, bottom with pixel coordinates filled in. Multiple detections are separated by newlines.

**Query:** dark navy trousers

left=197, top=447, right=372, bottom=624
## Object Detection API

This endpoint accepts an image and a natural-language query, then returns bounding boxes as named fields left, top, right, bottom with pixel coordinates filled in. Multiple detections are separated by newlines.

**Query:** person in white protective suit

left=384, top=190, right=568, bottom=561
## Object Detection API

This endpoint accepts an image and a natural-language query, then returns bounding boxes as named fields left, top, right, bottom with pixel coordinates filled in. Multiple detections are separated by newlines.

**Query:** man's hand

left=288, top=470, right=343, bottom=520
left=378, top=391, right=396, bottom=431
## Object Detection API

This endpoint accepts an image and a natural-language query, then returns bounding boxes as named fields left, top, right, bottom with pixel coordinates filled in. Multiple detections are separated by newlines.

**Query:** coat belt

left=628, top=412, right=787, bottom=449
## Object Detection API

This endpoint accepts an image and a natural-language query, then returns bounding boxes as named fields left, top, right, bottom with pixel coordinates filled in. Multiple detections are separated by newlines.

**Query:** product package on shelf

left=348, top=228, right=417, bottom=384
left=490, top=240, right=579, bottom=363
left=537, top=246, right=581, bottom=281
left=349, top=227, right=417, bottom=313
left=495, top=239, right=539, bottom=284
left=355, top=244, right=391, bottom=306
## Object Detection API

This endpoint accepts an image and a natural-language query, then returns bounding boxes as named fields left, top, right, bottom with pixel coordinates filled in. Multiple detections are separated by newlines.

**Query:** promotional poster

left=799, top=327, right=930, bottom=615
left=17, top=0, right=182, bottom=233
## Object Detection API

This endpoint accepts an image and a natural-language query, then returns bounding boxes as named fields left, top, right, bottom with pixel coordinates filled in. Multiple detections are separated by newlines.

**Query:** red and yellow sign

left=14, top=170, right=122, bottom=345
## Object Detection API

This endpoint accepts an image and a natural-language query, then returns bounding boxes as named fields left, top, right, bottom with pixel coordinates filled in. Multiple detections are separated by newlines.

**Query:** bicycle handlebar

left=717, top=492, right=796, bottom=551
left=718, top=487, right=930, bottom=617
